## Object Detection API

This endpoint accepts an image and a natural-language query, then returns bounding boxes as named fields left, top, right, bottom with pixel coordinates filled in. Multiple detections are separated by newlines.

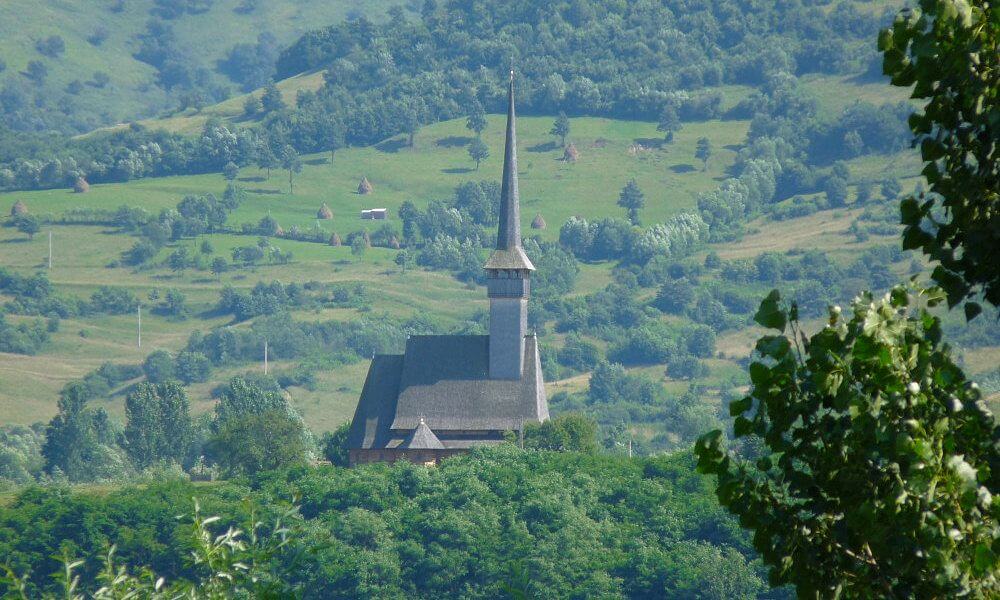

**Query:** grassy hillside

left=0, top=0, right=394, bottom=129
left=1, top=103, right=954, bottom=436
left=33, top=115, right=752, bottom=243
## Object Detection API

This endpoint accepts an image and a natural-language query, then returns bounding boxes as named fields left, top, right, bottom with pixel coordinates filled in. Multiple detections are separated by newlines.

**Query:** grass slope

left=1, top=109, right=971, bottom=437
left=0, top=0, right=394, bottom=127
left=26, top=115, right=752, bottom=242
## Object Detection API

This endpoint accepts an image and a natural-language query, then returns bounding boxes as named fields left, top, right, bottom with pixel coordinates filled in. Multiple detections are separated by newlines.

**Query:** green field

left=0, top=0, right=394, bottom=127
left=3, top=103, right=993, bottom=437
left=26, top=115, right=751, bottom=241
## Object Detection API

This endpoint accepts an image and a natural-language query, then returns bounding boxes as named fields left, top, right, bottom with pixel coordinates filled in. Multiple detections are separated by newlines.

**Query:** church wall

left=350, top=448, right=464, bottom=467
left=489, top=297, right=527, bottom=380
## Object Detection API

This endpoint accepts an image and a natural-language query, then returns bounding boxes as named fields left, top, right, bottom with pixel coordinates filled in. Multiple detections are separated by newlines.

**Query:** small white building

left=361, top=208, right=388, bottom=220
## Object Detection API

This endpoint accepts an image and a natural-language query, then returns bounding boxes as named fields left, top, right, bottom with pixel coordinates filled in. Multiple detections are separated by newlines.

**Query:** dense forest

left=1, top=0, right=907, bottom=193
left=0, top=448, right=777, bottom=598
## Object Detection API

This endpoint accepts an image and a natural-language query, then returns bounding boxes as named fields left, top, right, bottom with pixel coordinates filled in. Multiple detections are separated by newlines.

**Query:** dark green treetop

left=879, top=0, right=1000, bottom=315
left=696, top=285, right=999, bottom=597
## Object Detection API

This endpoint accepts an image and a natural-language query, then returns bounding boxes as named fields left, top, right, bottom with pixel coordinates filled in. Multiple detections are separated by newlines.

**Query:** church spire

left=496, top=68, right=520, bottom=251
left=484, top=68, right=534, bottom=272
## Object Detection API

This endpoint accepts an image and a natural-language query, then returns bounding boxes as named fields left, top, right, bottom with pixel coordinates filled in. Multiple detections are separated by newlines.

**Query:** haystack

left=329, top=232, right=342, bottom=246
left=73, top=177, right=90, bottom=193
left=358, top=176, right=374, bottom=195
left=563, top=143, right=579, bottom=163
left=317, top=203, right=333, bottom=219
left=531, top=213, right=546, bottom=229
left=10, top=200, right=27, bottom=217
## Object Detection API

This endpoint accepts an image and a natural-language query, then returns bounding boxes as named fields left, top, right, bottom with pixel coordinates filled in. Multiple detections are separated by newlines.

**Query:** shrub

left=143, top=350, right=176, bottom=384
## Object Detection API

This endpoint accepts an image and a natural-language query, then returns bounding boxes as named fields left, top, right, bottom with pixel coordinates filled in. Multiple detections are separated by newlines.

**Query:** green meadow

left=24, top=115, right=751, bottom=241
left=4, top=108, right=989, bottom=435
left=0, top=0, right=395, bottom=126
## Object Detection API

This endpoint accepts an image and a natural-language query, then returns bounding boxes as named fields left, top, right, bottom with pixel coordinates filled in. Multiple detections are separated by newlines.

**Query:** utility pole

left=137, top=304, right=141, bottom=349
left=264, top=339, right=268, bottom=374
left=47, top=230, right=52, bottom=269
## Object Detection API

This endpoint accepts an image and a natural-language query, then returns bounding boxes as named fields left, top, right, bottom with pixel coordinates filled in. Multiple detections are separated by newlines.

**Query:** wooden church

left=347, top=71, right=549, bottom=466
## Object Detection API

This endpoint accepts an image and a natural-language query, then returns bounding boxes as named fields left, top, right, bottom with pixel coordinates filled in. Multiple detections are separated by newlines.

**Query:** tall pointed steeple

left=485, top=67, right=534, bottom=380
left=484, top=69, right=535, bottom=272
left=497, top=69, right=521, bottom=251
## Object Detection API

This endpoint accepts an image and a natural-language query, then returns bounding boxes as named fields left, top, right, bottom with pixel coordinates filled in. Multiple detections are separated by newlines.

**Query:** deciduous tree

left=550, top=111, right=570, bottom=147
left=696, top=286, right=1000, bottom=597
left=695, top=137, right=712, bottom=171
left=617, top=179, right=645, bottom=225
left=124, top=381, right=192, bottom=470
left=466, top=99, right=487, bottom=138
left=281, top=145, right=301, bottom=194
left=880, top=0, right=1000, bottom=312
left=468, top=138, right=489, bottom=170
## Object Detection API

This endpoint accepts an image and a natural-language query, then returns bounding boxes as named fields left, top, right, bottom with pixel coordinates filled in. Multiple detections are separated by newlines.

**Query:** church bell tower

left=484, top=69, right=535, bottom=380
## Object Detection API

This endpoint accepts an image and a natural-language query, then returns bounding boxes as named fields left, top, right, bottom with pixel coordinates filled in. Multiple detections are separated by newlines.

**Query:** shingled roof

left=347, top=334, right=548, bottom=450
left=401, top=418, right=445, bottom=450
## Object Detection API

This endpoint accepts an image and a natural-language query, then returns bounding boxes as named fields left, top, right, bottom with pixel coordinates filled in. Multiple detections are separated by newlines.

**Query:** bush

left=210, top=409, right=309, bottom=476
left=522, top=413, right=598, bottom=452
left=320, top=422, right=350, bottom=467
left=143, top=350, right=176, bottom=383
left=666, top=355, right=709, bottom=380
left=654, top=279, right=695, bottom=315
left=175, top=351, right=210, bottom=384
left=89, top=287, right=139, bottom=314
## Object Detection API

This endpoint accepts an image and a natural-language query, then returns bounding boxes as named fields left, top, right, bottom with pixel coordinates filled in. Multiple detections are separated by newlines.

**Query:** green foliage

left=1, top=497, right=303, bottom=598
left=695, top=136, right=712, bottom=171
left=823, top=175, right=848, bottom=208
left=657, top=104, right=681, bottom=142
left=213, top=376, right=288, bottom=425
left=522, top=413, right=598, bottom=453
left=550, top=112, right=570, bottom=146
left=281, top=145, right=301, bottom=194
left=14, top=215, right=39, bottom=240
left=142, top=350, right=176, bottom=384
left=696, top=284, right=999, bottom=597
left=880, top=0, right=1000, bottom=311
left=40, top=382, right=131, bottom=482
left=89, top=286, right=138, bottom=315
left=207, top=376, right=311, bottom=476
left=0, top=314, right=49, bottom=355
left=617, top=179, right=645, bottom=226
left=260, top=81, right=285, bottom=113
left=210, top=409, right=310, bottom=476
left=466, top=99, right=487, bottom=138
left=0, top=425, right=44, bottom=485
left=175, top=351, right=211, bottom=384
left=467, top=138, right=489, bottom=170
left=0, top=449, right=763, bottom=598
left=321, top=422, right=350, bottom=467
left=124, top=381, right=193, bottom=470
left=223, top=161, right=239, bottom=181
left=210, top=256, right=227, bottom=279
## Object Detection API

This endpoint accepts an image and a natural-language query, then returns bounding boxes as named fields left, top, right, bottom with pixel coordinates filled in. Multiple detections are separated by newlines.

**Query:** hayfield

left=2, top=107, right=981, bottom=436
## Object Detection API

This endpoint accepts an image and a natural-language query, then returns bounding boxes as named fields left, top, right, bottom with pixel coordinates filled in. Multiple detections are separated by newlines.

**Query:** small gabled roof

left=401, top=418, right=445, bottom=450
